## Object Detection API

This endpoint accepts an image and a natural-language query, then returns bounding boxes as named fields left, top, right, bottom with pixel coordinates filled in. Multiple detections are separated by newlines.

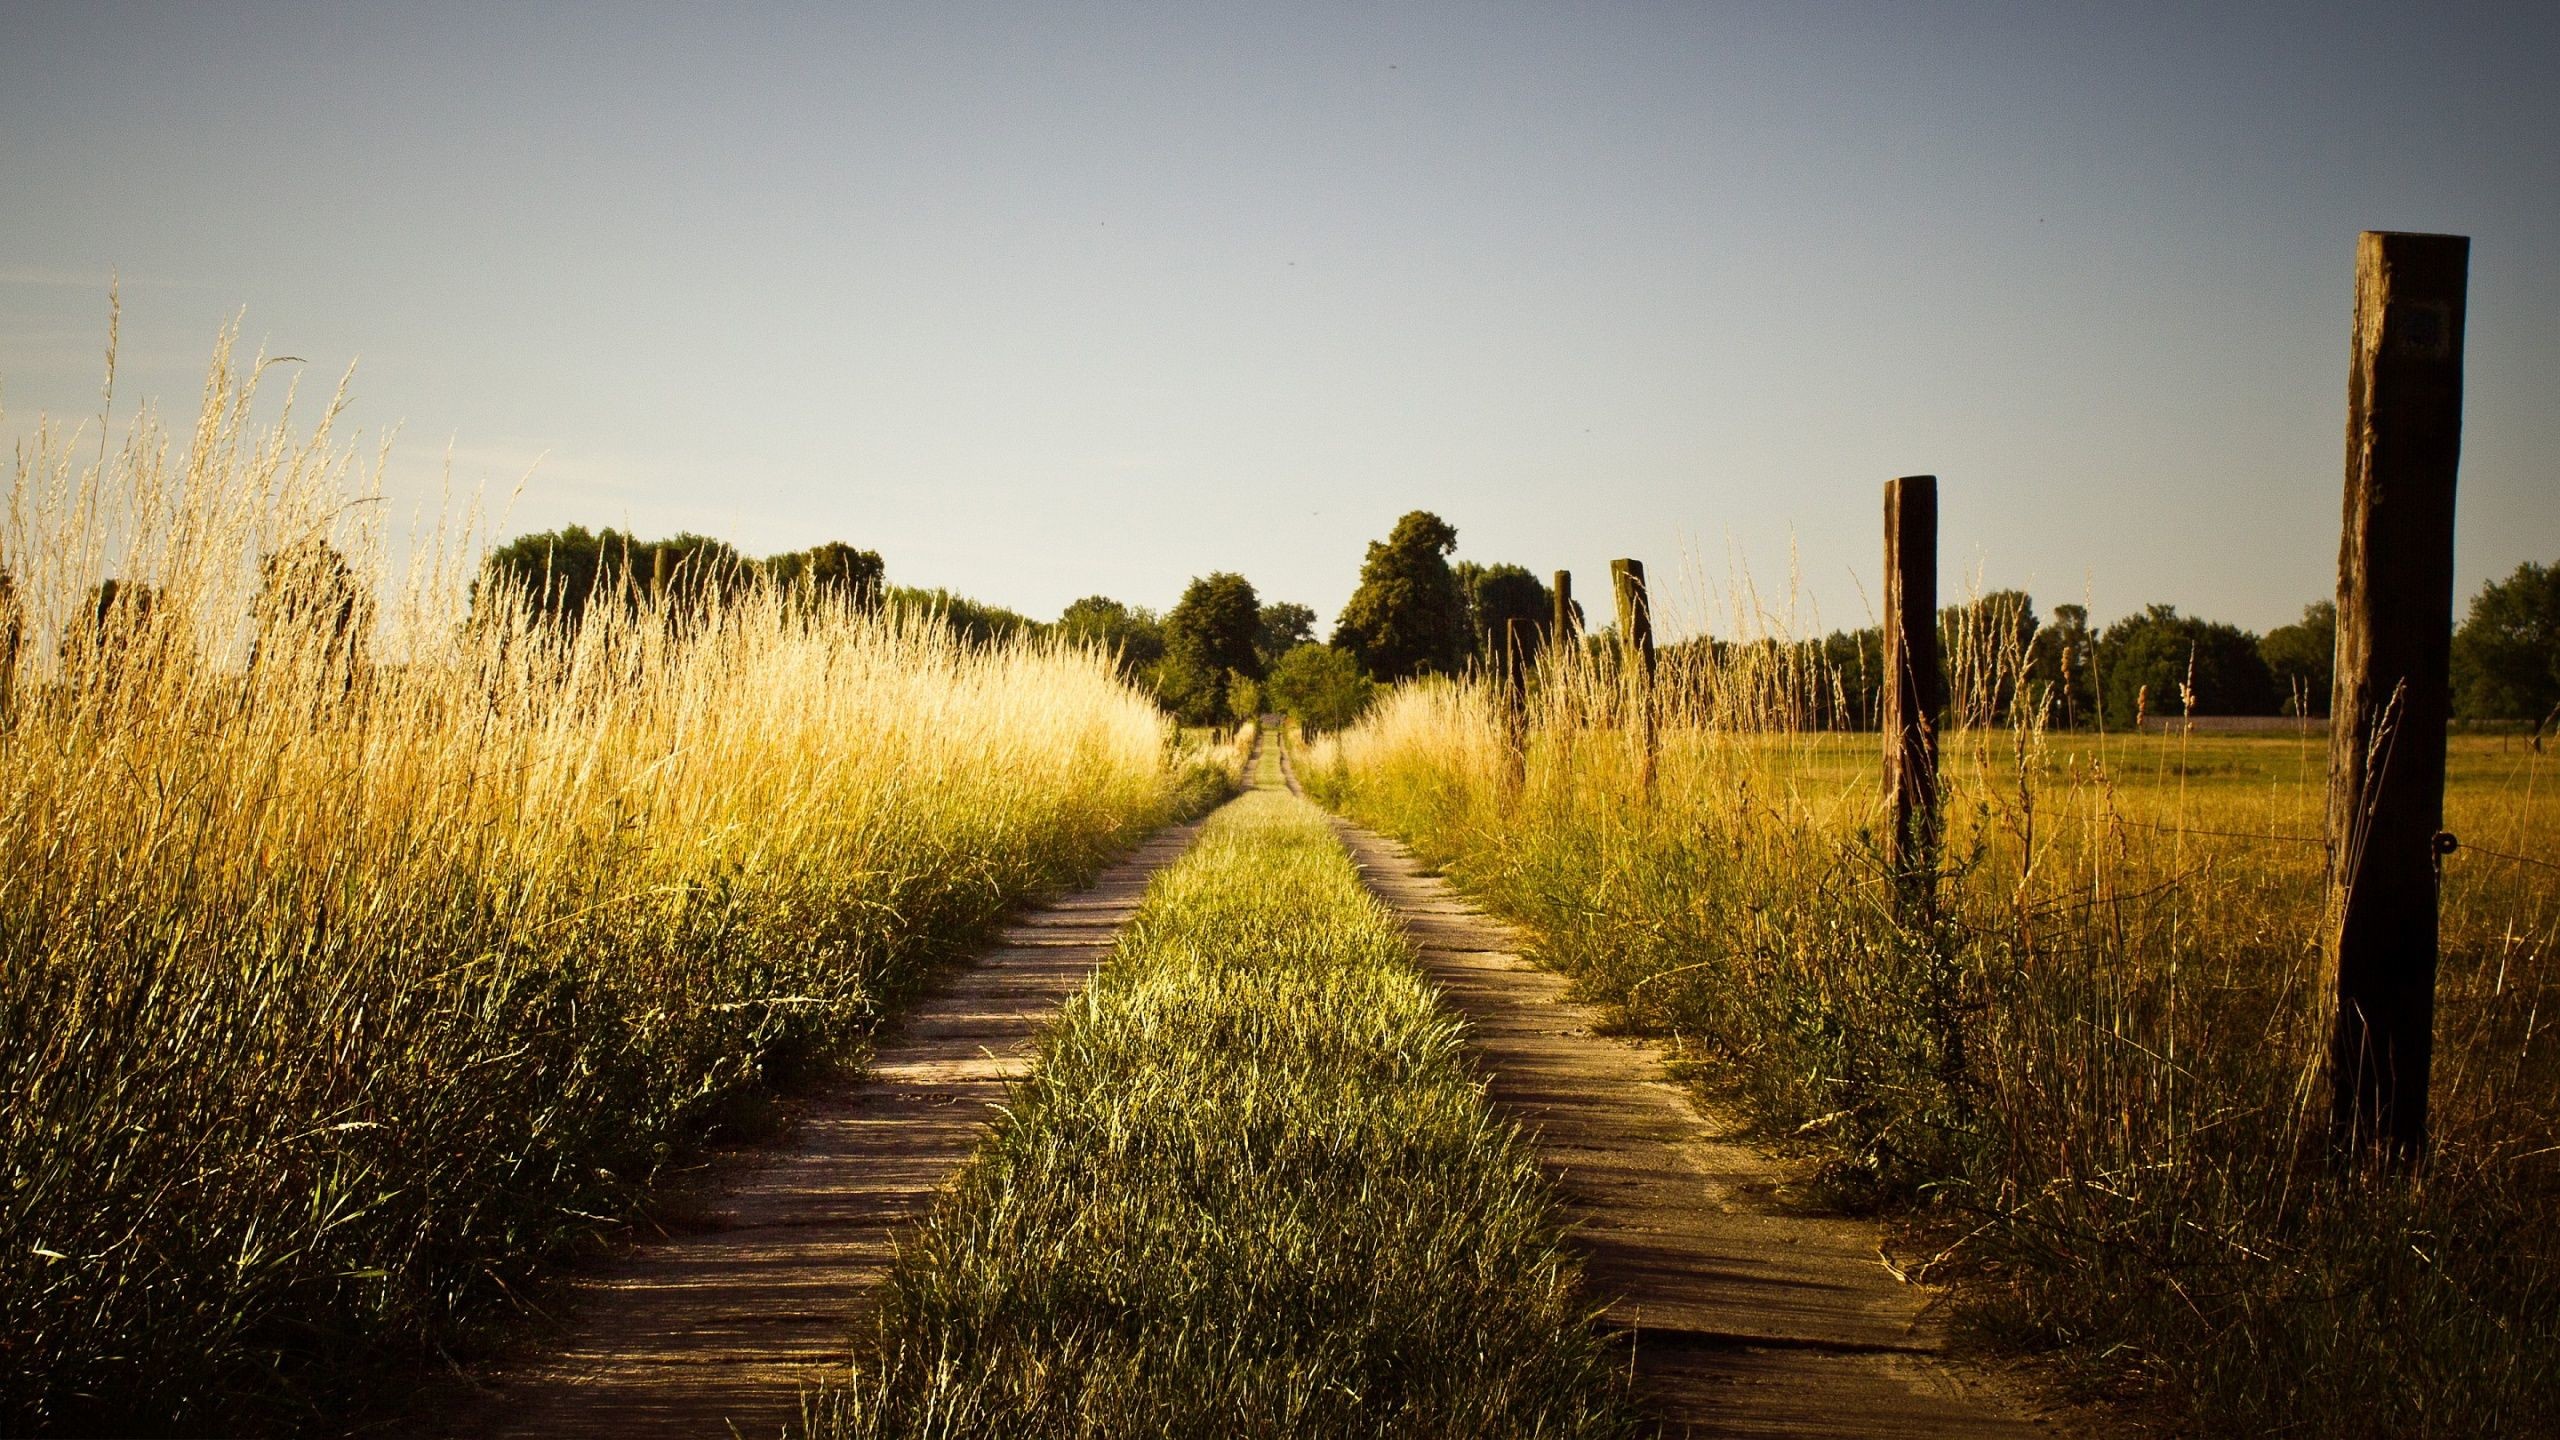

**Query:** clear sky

left=4, top=1, right=2554, bottom=638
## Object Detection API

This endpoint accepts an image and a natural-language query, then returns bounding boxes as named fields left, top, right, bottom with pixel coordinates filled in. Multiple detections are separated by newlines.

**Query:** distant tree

left=1333, top=510, right=1468, bottom=682
left=250, top=540, right=373, bottom=689
left=1057, top=595, right=1167, bottom=679
left=2452, top=561, right=2560, bottom=738
left=1254, top=601, right=1317, bottom=672
left=2097, top=605, right=2280, bottom=727
left=2026, top=604, right=2100, bottom=729
left=646, top=532, right=752, bottom=616
left=766, top=541, right=885, bottom=613
left=2259, top=601, right=2336, bottom=718
left=1225, top=671, right=1263, bottom=722
left=1938, top=590, right=2038, bottom=728
left=476, top=527, right=753, bottom=632
left=887, top=586, right=1041, bottom=646
left=1815, top=626, right=1884, bottom=729
left=1159, top=572, right=1262, bottom=724
left=1266, top=643, right=1376, bottom=734
left=1458, top=562, right=1551, bottom=671
left=476, top=525, right=631, bottom=629
left=60, top=579, right=165, bottom=692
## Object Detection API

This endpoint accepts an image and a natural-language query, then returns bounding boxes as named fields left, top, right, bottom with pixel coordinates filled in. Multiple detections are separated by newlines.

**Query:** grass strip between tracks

left=811, top=786, right=1638, bottom=1439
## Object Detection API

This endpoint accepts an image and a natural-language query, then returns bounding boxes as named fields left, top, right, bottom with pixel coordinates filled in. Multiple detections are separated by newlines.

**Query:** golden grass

left=1308, top=628, right=2560, bottom=1436
left=0, top=332, right=1187, bottom=1431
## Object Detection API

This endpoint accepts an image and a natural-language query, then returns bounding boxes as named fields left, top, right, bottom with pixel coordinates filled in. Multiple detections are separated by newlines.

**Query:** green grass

left=1310, top=678, right=2560, bottom=1438
left=809, top=787, right=1638, bottom=1439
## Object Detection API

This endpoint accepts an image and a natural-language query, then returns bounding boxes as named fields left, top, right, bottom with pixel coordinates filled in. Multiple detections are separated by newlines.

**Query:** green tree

left=2026, top=604, right=2100, bottom=729
left=2097, top=605, right=2280, bottom=727
left=477, top=525, right=625, bottom=628
left=1457, top=562, right=1551, bottom=671
left=1266, top=643, right=1376, bottom=734
left=765, top=541, right=885, bottom=613
left=2259, top=601, right=2336, bottom=718
left=1333, top=510, right=1467, bottom=682
left=476, top=526, right=749, bottom=629
left=1159, top=572, right=1262, bottom=724
left=2452, top=561, right=2560, bottom=735
left=887, top=586, right=1041, bottom=645
left=1255, top=601, right=1317, bottom=672
left=1057, top=596, right=1166, bottom=679
left=1938, top=590, right=2038, bottom=727
left=1817, top=626, right=1885, bottom=729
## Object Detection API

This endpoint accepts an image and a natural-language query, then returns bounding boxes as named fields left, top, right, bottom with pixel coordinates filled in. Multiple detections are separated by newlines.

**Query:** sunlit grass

left=0, top=333, right=1193, bottom=1432
left=809, top=786, right=1638, bottom=1439
left=1308, top=628, right=2560, bottom=1437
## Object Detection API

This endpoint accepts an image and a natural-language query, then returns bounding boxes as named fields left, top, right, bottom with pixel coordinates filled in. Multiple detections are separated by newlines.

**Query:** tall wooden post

left=1501, top=616, right=1532, bottom=787
left=1882, top=476, right=1941, bottom=911
left=1552, top=570, right=1576, bottom=648
left=1611, top=558, right=1656, bottom=796
left=2327, top=230, right=2467, bottom=1162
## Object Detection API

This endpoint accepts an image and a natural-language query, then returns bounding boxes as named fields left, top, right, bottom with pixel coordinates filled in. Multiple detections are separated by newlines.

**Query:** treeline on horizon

left=14, top=515, right=2553, bottom=740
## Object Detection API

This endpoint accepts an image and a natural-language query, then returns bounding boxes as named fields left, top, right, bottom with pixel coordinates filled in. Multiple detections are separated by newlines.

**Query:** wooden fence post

left=1882, top=476, right=1941, bottom=911
left=1552, top=570, right=1576, bottom=649
left=2327, top=230, right=2467, bottom=1162
left=1500, top=616, right=1532, bottom=786
left=1611, top=558, right=1656, bottom=797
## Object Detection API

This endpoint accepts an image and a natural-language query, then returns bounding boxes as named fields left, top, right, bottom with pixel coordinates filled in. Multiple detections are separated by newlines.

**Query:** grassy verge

left=1309, top=677, right=2560, bottom=1438
left=809, top=787, right=1637, bottom=1439
left=0, top=338, right=1184, bottom=1433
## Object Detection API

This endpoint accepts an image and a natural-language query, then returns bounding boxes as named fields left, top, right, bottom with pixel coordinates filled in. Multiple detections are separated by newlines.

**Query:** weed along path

left=460, top=806, right=1223, bottom=1439
left=1284, top=767, right=2061, bottom=1438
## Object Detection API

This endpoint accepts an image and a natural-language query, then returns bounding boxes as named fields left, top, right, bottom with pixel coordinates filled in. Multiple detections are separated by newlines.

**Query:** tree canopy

left=2259, top=601, right=2335, bottom=717
left=476, top=526, right=759, bottom=628
left=2453, top=561, right=2560, bottom=731
left=1455, top=562, right=1551, bottom=671
left=766, top=542, right=885, bottom=612
left=2097, top=604, right=2279, bottom=726
left=1255, top=602, right=1317, bottom=672
left=1057, top=595, right=1167, bottom=679
left=1332, top=510, right=1468, bottom=682
left=1159, top=572, right=1263, bottom=725
left=1266, top=642, right=1376, bottom=734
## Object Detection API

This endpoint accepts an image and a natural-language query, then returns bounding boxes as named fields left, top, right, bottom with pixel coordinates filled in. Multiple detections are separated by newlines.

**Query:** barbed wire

left=2080, top=817, right=2557, bottom=878
left=2100, top=816, right=2322, bottom=847
left=2458, top=841, right=2560, bottom=877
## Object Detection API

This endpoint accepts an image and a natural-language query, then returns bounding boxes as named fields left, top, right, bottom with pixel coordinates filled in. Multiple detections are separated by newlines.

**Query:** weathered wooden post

left=2327, top=230, right=2467, bottom=1162
left=1552, top=569, right=1576, bottom=649
left=1501, top=615, right=1532, bottom=787
left=1611, top=558, right=1656, bottom=797
left=1882, top=476, right=1941, bottom=912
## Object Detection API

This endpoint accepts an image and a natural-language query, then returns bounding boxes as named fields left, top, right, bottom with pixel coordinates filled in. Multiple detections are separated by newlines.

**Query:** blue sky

left=3, top=1, right=2553, bottom=637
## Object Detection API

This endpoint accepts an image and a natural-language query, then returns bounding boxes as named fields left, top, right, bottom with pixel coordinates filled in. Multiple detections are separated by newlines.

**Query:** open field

left=1309, top=680, right=2560, bottom=1438
left=811, top=767, right=1638, bottom=1439
left=0, top=347, right=1212, bottom=1433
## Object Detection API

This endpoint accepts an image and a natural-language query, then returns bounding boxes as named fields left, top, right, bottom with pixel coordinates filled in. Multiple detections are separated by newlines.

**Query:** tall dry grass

left=0, top=332, right=1184, bottom=1432
left=1308, top=596, right=2560, bottom=1436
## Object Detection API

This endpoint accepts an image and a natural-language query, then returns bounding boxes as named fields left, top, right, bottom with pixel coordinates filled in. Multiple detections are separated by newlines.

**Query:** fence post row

left=1610, top=558, right=1656, bottom=796
left=2327, top=230, right=2468, bottom=1163
left=1882, top=475, right=1942, bottom=913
